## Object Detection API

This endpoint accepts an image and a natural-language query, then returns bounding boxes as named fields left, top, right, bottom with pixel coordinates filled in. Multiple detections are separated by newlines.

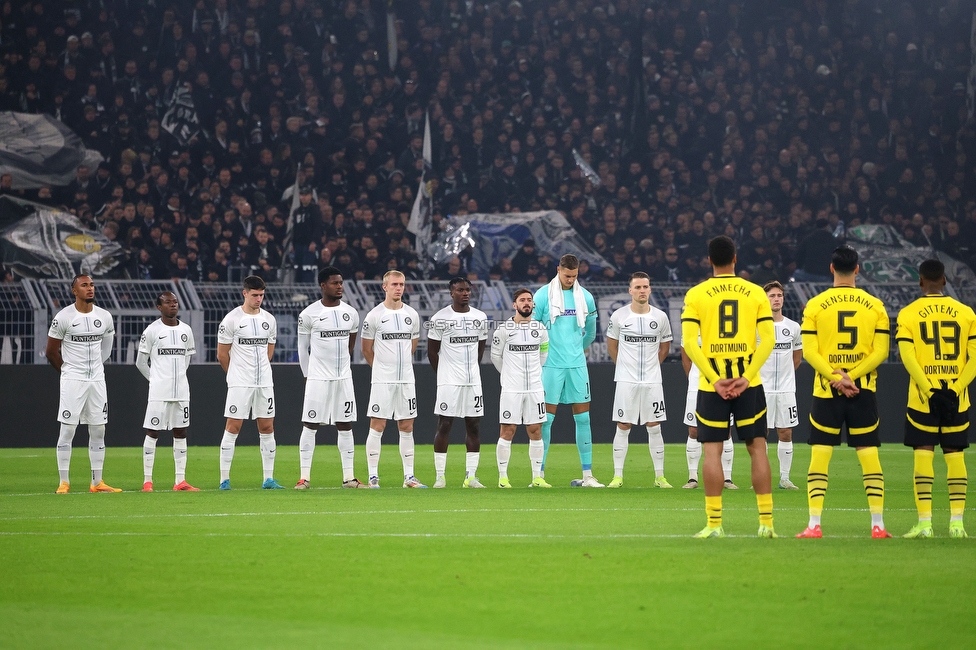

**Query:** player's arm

left=45, top=337, right=63, bottom=371
left=951, top=321, right=976, bottom=395
left=297, top=331, right=311, bottom=377
left=680, top=346, right=691, bottom=376
left=490, top=327, right=506, bottom=372
left=801, top=308, right=836, bottom=379
left=742, top=318, right=775, bottom=382
left=658, top=340, right=671, bottom=364
left=898, top=338, right=931, bottom=393
left=411, top=311, right=421, bottom=354
left=361, top=338, right=374, bottom=366
left=792, top=326, right=803, bottom=370
left=659, top=315, right=673, bottom=365
left=606, top=335, right=618, bottom=363
left=792, top=349, right=803, bottom=370
left=539, top=328, right=549, bottom=366
left=348, top=332, right=357, bottom=359
left=217, top=343, right=231, bottom=373
left=681, top=320, right=719, bottom=385
left=266, top=316, right=277, bottom=361
left=100, top=315, right=115, bottom=363
left=605, top=313, right=619, bottom=363
left=267, top=343, right=275, bottom=361
left=848, top=313, right=890, bottom=380
left=427, top=339, right=440, bottom=372
left=582, top=294, right=597, bottom=349
left=136, top=331, right=152, bottom=381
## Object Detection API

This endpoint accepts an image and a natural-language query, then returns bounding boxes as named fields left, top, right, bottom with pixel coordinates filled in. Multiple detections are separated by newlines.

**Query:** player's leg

left=610, top=422, right=630, bottom=488
left=433, top=415, right=452, bottom=488
left=56, top=380, right=82, bottom=491
left=945, top=446, right=968, bottom=538
left=567, top=367, right=598, bottom=483
left=398, top=383, right=423, bottom=487
left=722, top=430, right=736, bottom=489
left=220, top=386, right=248, bottom=489
left=256, top=415, right=282, bottom=489
left=463, top=413, right=484, bottom=488
left=776, top=428, right=797, bottom=488
left=905, top=442, right=936, bottom=538
left=772, top=392, right=799, bottom=488
left=497, top=423, right=516, bottom=487
left=366, top=383, right=396, bottom=487
left=683, top=387, right=701, bottom=488
left=693, top=392, right=732, bottom=537
left=171, top=422, right=196, bottom=490
left=798, top=396, right=844, bottom=537
left=645, top=383, right=669, bottom=487
left=297, top=422, right=318, bottom=488
left=540, top=365, right=564, bottom=472
left=524, top=391, right=549, bottom=487
left=143, top=429, right=159, bottom=491
left=848, top=392, right=887, bottom=536
left=335, top=423, right=361, bottom=485
left=85, top=381, right=118, bottom=492
left=734, top=387, right=775, bottom=537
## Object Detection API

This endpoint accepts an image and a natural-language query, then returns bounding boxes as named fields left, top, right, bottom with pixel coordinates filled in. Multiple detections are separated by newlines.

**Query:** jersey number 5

left=837, top=311, right=858, bottom=351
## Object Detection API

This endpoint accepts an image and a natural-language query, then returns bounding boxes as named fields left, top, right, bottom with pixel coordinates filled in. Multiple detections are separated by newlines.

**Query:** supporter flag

left=0, top=112, right=103, bottom=189
left=281, top=164, right=303, bottom=270
left=387, top=3, right=398, bottom=72
left=572, top=148, right=602, bottom=188
left=407, top=112, right=434, bottom=276
left=161, top=84, right=202, bottom=146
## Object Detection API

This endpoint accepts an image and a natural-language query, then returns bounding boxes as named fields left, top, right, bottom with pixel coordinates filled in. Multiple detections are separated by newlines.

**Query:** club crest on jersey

left=371, top=404, right=380, bottom=412
left=618, top=409, right=624, bottom=417
left=181, top=334, right=188, bottom=342
left=262, top=322, right=270, bottom=330
left=62, top=410, right=71, bottom=419
left=151, top=417, right=160, bottom=426
left=503, top=410, right=511, bottom=418
left=440, top=402, right=448, bottom=411
left=93, top=319, right=102, bottom=328
left=308, top=410, right=316, bottom=419
left=343, top=313, right=350, bottom=321
left=531, top=329, right=539, bottom=338
left=229, top=405, right=238, bottom=414
left=404, top=317, right=412, bottom=325
left=686, top=413, right=694, bottom=422
left=650, top=321, right=658, bottom=329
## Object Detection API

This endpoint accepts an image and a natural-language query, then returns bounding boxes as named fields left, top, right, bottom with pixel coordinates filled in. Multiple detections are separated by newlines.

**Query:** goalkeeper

left=895, top=259, right=976, bottom=539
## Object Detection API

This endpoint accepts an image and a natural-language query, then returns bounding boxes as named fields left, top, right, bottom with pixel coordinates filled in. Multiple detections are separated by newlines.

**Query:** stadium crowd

left=0, top=0, right=975, bottom=286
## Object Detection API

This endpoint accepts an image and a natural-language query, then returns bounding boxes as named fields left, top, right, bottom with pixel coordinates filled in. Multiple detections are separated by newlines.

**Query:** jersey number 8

left=718, top=300, right=739, bottom=339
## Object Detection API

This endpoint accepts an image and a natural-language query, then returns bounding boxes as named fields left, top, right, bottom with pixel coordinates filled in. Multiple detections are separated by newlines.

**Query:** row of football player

left=44, top=265, right=798, bottom=494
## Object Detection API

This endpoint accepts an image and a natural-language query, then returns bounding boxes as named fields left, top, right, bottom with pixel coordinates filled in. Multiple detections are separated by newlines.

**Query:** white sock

left=871, top=513, right=885, bottom=529
left=219, top=431, right=237, bottom=481
left=722, top=437, right=734, bottom=481
left=57, top=423, right=75, bottom=483
left=88, top=425, right=106, bottom=485
left=612, top=426, right=629, bottom=477
left=299, top=426, right=316, bottom=481
left=686, top=436, right=701, bottom=481
left=434, top=451, right=447, bottom=478
left=143, top=435, right=157, bottom=483
left=399, top=430, right=415, bottom=478
left=173, top=438, right=187, bottom=484
left=496, top=438, right=512, bottom=478
left=582, top=469, right=593, bottom=478
left=529, top=439, right=544, bottom=478
left=366, top=428, right=383, bottom=478
left=809, top=514, right=821, bottom=527
left=259, top=432, right=276, bottom=480
left=465, top=451, right=480, bottom=478
left=777, top=440, right=794, bottom=480
left=337, top=429, right=355, bottom=482
left=647, top=424, right=665, bottom=477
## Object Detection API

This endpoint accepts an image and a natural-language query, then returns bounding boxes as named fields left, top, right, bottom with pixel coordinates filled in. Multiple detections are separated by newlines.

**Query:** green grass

left=1, top=442, right=974, bottom=649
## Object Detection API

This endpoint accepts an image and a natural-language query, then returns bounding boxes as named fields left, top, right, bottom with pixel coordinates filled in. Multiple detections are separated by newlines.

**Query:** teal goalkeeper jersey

left=531, top=285, right=597, bottom=368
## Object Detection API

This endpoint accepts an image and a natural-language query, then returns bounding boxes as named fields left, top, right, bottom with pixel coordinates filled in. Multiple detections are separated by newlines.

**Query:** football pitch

left=1, top=443, right=974, bottom=649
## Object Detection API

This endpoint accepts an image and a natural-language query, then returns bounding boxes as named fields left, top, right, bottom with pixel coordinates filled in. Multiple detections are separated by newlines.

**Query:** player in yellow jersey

left=797, top=246, right=891, bottom=539
left=681, top=236, right=777, bottom=539
left=896, top=259, right=976, bottom=539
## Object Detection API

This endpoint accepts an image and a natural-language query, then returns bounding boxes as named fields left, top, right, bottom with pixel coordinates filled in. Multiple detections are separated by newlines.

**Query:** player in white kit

left=606, top=272, right=673, bottom=488
left=759, top=281, right=803, bottom=489
left=136, top=291, right=198, bottom=492
left=490, top=288, right=551, bottom=488
left=682, top=341, right=737, bottom=489
left=216, top=275, right=282, bottom=490
left=295, top=266, right=368, bottom=489
left=46, top=274, right=120, bottom=493
left=428, top=277, right=489, bottom=488
left=361, top=270, right=426, bottom=488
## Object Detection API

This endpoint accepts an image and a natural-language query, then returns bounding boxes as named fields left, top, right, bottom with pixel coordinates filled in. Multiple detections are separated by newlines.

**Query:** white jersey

left=138, top=319, right=195, bottom=401
left=361, top=302, right=420, bottom=384
left=606, top=304, right=673, bottom=384
left=298, top=300, right=359, bottom=380
left=759, top=316, right=802, bottom=393
left=48, top=304, right=115, bottom=381
left=217, top=306, right=277, bottom=388
left=428, top=306, right=488, bottom=387
left=682, top=339, right=700, bottom=392
left=491, top=318, right=549, bottom=393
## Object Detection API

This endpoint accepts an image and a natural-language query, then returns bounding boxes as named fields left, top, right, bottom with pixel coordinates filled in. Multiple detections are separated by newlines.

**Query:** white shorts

left=765, top=392, right=798, bottom=429
left=302, top=378, right=357, bottom=425
left=367, top=383, right=417, bottom=420
left=683, top=387, right=698, bottom=427
left=435, top=384, right=484, bottom=418
left=224, top=386, right=276, bottom=420
left=613, top=382, right=667, bottom=424
left=499, top=390, right=546, bottom=425
left=58, top=378, right=108, bottom=425
left=143, top=400, right=190, bottom=430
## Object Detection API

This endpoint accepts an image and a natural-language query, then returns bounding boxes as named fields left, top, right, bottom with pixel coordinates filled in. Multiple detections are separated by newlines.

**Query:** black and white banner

left=161, top=84, right=202, bottom=146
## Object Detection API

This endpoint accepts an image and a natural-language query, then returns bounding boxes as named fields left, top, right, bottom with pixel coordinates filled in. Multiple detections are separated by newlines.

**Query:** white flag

left=407, top=112, right=433, bottom=274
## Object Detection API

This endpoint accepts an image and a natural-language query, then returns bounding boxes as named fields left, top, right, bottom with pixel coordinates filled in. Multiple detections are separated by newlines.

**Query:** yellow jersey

left=681, top=274, right=774, bottom=392
left=801, top=286, right=889, bottom=398
left=895, top=294, right=976, bottom=414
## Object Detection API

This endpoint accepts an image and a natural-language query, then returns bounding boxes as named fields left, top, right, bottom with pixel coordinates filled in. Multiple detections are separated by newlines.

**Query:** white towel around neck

left=547, top=276, right=588, bottom=329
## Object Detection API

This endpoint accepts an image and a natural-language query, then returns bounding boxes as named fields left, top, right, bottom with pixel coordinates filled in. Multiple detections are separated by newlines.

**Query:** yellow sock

left=946, top=451, right=968, bottom=519
left=756, top=492, right=773, bottom=527
left=705, top=495, right=722, bottom=528
left=807, top=445, right=833, bottom=516
left=913, top=449, right=935, bottom=520
left=857, top=446, right=884, bottom=515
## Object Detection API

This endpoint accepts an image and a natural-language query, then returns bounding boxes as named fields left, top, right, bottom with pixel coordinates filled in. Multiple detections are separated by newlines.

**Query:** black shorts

left=904, top=408, right=970, bottom=450
left=808, top=391, right=880, bottom=447
left=696, top=386, right=766, bottom=443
